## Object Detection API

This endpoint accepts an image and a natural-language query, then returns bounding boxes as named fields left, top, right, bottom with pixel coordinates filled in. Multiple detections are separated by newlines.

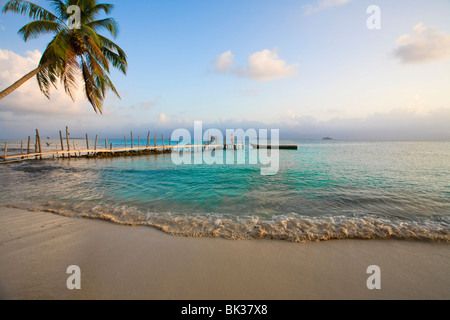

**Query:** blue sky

left=0, top=0, right=449, bottom=140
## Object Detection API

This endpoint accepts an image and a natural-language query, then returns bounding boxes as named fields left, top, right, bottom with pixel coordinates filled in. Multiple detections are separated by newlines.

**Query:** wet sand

left=0, top=207, right=448, bottom=300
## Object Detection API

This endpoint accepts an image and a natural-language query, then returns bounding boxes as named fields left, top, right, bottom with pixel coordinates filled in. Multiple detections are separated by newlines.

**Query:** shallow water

left=1, top=140, right=449, bottom=242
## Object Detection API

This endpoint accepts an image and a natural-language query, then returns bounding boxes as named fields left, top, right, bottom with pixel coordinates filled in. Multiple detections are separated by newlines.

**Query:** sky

left=0, top=0, right=449, bottom=140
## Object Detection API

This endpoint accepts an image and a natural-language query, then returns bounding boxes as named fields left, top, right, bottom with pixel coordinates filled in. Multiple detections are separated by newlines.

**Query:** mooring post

left=162, top=134, right=165, bottom=151
left=66, top=126, right=70, bottom=159
left=59, top=130, right=65, bottom=159
left=124, top=135, right=127, bottom=148
left=27, top=136, right=31, bottom=160
left=86, top=134, right=90, bottom=156
left=36, top=129, right=43, bottom=160
left=59, top=130, right=64, bottom=150
left=3, top=142, right=7, bottom=161
left=131, top=131, right=134, bottom=149
left=95, top=135, right=98, bottom=151
left=147, top=131, right=150, bottom=149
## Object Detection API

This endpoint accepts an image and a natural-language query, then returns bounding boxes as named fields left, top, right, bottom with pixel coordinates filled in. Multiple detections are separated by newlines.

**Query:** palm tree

left=0, top=0, right=127, bottom=114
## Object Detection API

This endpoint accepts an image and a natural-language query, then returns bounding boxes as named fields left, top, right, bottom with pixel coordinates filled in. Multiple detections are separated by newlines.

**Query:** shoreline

left=0, top=207, right=449, bottom=300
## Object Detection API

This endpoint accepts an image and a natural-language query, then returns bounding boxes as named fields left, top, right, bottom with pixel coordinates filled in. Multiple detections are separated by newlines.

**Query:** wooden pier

left=0, top=128, right=244, bottom=164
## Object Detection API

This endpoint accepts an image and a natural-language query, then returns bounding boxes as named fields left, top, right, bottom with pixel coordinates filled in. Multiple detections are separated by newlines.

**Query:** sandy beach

left=0, top=206, right=448, bottom=300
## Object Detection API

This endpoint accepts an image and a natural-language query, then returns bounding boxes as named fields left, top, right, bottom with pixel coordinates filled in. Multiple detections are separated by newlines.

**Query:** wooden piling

left=27, top=136, right=31, bottom=160
left=154, top=134, right=157, bottom=148
left=66, top=127, right=70, bottom=159
left=124, top=135, right=127, bottom=148
left=147, top=131, right=150, bottom=148
left=138, top=136, right=140, bottom=147
left=21, top=141, right=23, bottom=159
left=94, top=135, right=98, bottom=151
left=162, top=134, right=165, bottom=151
left=86, top=134, right=90, bottom=155
left=34, top=134, right=38, bottom=159
left=59, top=131, right=64, bottom=150
left=105, top=139, right=108, bottom=149
left=59, top=130, right=65, bottom=159
left=3, top=142, right=7, bottom=161
left=36, top=129, right=42, bottom=160
left=131, top=131, right=134, bottom=149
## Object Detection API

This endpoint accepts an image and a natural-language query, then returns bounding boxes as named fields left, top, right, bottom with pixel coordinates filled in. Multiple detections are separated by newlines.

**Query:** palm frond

left=83, top=2, right=114, bottom=22
left=2, top=0, right=59, bottom=22
left=79, top=25, right=101, bottom=47
left=98, top=34, right=127, bottom=74
left=85, top=50, right=119, bottom=99
left=81, top=58, right=104, bottom=114
left=87, top=18, right=119, bottom=38
left=47, top=0, right=69, bottom=21
left=84, top=35, right=109, bottom=71
left=60, top=51, right=79, bottom=101
left=18, top=20, right=63, bottom=41
left=101, top=47, right=127, bottom=74
left=53, top=29, right=71, bottom=59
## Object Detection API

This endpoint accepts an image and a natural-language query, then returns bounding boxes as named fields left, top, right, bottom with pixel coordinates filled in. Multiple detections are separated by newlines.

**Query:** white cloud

left=158, top=113, right=169, bottom=124
left=303, top=0, right=352, bottom=15
left=215, top=50, right=235, bottom=73
left=394, top=23, right=450, bottom=64
left=277, top=106, right=450, bottom=140
left=215, top=48, right=298, bottom=82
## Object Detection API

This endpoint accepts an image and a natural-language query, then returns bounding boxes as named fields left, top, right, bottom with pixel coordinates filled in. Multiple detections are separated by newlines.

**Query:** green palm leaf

left=18, top=20, right=63, bottom=41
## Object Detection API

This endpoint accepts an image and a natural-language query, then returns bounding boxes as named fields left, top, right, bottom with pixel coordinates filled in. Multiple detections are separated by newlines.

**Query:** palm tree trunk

left=0, top=60, right=53, bottom=100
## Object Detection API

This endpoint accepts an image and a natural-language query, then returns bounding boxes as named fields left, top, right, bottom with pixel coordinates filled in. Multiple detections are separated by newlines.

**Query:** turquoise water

left=0, top=140, right=449, bottom=242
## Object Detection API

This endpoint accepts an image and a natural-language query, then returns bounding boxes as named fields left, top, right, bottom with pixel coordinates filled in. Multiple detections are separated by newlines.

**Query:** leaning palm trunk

left=0, top=60, right=53, bottom=100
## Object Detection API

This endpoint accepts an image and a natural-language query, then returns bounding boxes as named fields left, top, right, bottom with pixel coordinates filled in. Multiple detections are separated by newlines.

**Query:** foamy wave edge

left=32, top=206, right=450, bottom=243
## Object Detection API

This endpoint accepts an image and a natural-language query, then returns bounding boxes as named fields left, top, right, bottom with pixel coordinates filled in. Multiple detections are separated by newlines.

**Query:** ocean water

left=0, top=140, right=449, bottom=242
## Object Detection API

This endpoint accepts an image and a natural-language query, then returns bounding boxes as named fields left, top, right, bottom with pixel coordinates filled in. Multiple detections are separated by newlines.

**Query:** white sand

left=0, top=207, right=448, bottom=300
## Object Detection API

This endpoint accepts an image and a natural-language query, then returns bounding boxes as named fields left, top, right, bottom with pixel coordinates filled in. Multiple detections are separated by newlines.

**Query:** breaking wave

left=8, top=203, right=450, bottom=243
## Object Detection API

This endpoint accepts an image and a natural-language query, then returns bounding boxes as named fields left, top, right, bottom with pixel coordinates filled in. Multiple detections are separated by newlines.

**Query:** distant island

left=322, top=137, right=333, bottom=140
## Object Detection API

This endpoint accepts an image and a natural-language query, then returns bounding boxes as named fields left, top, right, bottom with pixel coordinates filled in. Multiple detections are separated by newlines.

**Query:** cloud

left=214, top=49, right=298, bottom=82
left=303, top=0, right=352, bottom=15
left=394, top=23, right=450, bottom=64
left=215, top=50, right=235, bottom=73
left=277, top=106, right=450, bottom=140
